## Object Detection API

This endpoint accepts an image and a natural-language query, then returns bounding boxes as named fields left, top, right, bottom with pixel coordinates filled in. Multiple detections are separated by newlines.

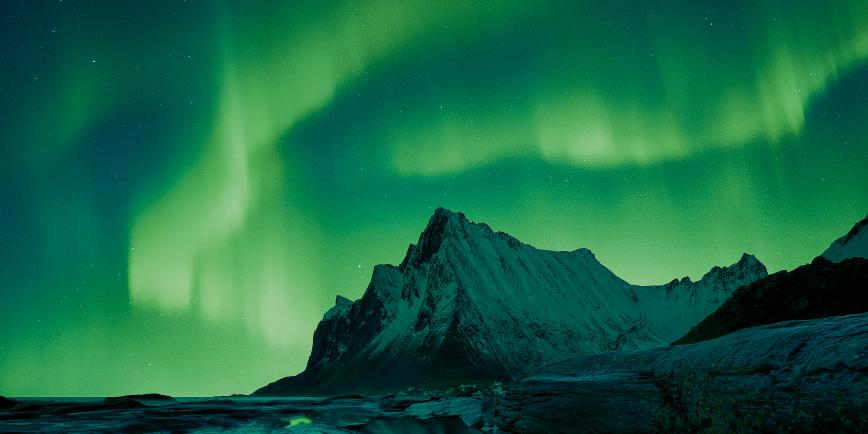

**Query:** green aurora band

left=1, top=0, right=868, bottom=396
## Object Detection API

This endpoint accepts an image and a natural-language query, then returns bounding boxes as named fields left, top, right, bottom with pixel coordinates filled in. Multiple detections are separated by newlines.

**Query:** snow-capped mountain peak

left=255, top=209, right=767, bottom=395
left=696, top=253, right=767, bottom=289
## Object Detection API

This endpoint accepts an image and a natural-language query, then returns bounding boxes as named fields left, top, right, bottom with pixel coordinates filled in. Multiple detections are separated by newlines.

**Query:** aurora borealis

left=1, top=0, right=868, bottom=397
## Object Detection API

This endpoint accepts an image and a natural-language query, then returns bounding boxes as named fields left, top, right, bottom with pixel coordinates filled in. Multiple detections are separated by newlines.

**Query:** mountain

left=675, top=213, right=868, bottom=345
left=821, top=213, right=868, bottom=261
left=497, top=312, right=868, bottom=433
left=255, top=208, right=766, bottom=395
left=673, top=257, right=868, bottom=344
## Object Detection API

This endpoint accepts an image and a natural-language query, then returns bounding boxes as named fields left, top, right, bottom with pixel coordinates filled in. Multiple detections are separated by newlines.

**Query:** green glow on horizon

left=1, top=0, right=868, bottom=397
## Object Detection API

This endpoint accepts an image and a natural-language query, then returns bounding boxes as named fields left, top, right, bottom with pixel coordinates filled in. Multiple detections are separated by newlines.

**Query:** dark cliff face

left=405, top=207, right=458, bottom=268
left=306, top=266, right=401, bottom=371
left=256, top=210, right=467, bottom=395
left=673, top=257, right=868, bottom=345
left=257, top=265, right=405, bottom=396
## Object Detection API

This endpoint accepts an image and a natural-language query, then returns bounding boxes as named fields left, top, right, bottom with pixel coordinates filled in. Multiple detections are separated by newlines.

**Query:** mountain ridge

left=673, top=256, right=868, bottom=345
left=821, top=213, right=868, bottom=262
left=255, top=208, right=767, bottom=395
left=675, top=211, right=868, bottom=345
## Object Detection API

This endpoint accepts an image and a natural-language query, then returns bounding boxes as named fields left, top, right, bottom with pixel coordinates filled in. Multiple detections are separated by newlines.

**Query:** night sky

left=1, top=0, right=867, bottom=396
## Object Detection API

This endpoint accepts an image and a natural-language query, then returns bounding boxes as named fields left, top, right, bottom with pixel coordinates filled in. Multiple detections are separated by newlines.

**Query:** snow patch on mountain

left=821, top=213, right=868, bottom=262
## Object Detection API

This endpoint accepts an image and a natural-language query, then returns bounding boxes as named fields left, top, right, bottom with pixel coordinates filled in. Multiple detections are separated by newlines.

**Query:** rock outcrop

left=496, top=313, right=868, bottom=433
left=103, top=393, right=176, bottom=406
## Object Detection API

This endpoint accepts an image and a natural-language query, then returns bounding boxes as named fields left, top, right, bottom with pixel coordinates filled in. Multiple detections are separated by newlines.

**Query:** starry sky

left=1, top=0, right=867, bottom=397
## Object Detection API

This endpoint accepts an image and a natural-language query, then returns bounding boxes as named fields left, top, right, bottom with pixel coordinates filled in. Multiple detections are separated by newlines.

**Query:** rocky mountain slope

left=255, top=208, right=766, bottom=395
left=822, top=213, right=868, bottom=261
left=496, top=312, right=868, bottom=433
left=674, top=212, right=868, bottom=345
left=673, top=256, right=868, bottom=345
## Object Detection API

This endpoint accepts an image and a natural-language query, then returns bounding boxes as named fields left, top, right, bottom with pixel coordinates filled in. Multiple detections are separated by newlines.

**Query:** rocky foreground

left=0, top=393, right=485, bottom=433
left=495, top=312, right=868, bottom=433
